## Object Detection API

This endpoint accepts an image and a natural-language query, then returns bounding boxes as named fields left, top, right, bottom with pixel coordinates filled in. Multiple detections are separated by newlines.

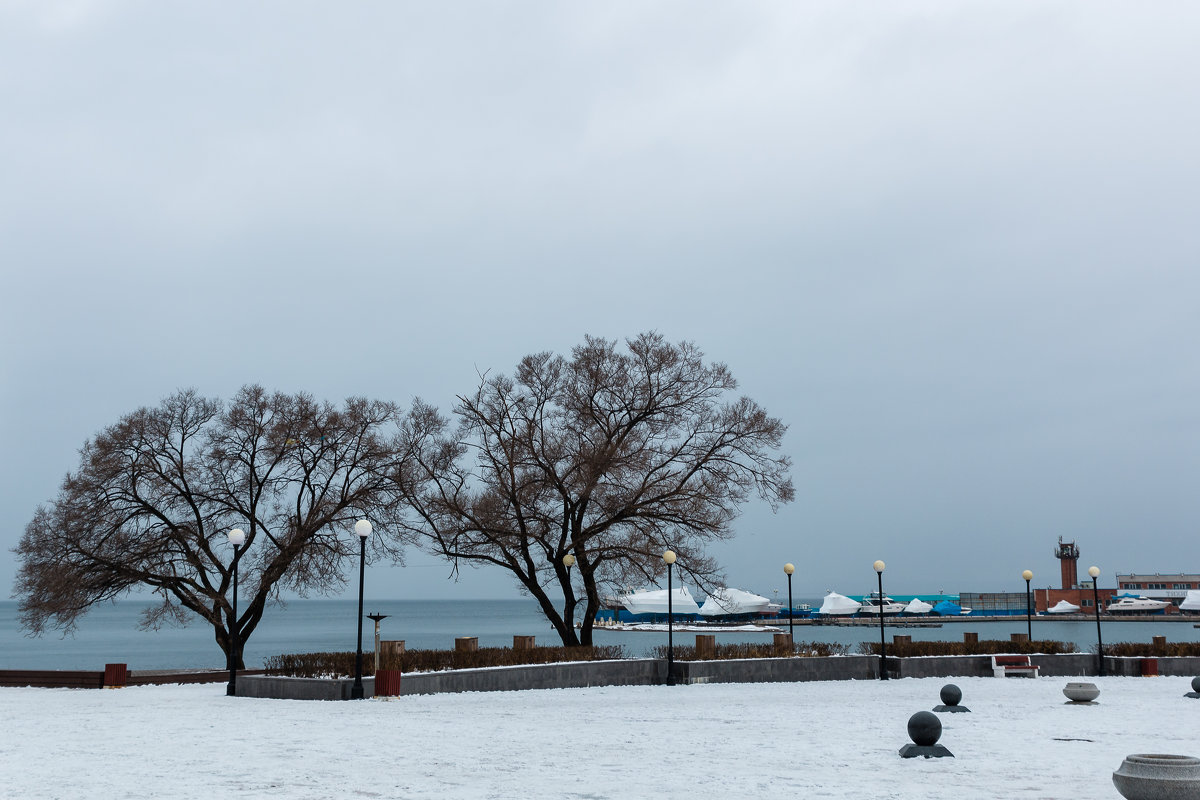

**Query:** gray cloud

left=3, top=2, right=1198, bottom=603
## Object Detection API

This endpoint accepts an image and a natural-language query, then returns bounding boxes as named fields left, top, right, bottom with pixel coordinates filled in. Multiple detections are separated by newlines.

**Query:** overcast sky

left=2, top=2, right=1197, bottom=606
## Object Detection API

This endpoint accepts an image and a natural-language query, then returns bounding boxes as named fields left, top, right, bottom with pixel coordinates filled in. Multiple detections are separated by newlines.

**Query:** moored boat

left=699, top=588, right=772, bottom=618
left=1047, top=600, right=1081, bottom=614
left=618, top=587, right=702, bottom=616
left=817, top=591, right=861, bottom=616
left=856, top=592, right=905, bottom=616
left=903, top=598, right=933, bottom=615
left=1107, top=594, right=1171, bottom=614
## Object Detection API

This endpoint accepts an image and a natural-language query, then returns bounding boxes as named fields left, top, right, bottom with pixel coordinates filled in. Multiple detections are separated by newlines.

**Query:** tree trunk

left=527, top=578, right=579, bottom=646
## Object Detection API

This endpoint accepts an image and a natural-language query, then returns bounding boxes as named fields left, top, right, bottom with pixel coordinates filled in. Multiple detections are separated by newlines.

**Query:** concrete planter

left=1063, top=682, right=1100, bottom=703
left=1112, top=754, right=1200, bottom=800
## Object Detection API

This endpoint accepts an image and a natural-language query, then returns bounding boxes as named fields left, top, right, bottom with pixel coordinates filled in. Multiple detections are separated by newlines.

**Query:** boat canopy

left=1180, top=590, right=1200, bottom=611
left=619, top=587, right=701, bottom=616
left=699, top=587, right=771, bottom=617
left=1047, top=600, right=1081, bottom=614
left=817, top=592, right=861, bottom=615
left=903, top=598, right=933, bottom=614
left=931, top=600, right=962, bottom=616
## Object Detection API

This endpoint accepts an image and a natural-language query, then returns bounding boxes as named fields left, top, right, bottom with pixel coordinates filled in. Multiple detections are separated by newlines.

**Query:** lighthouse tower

left=1055, top=536, right=1080, bottom=589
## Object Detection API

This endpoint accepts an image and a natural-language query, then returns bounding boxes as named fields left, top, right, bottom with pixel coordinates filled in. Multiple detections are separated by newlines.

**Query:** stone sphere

left=907, top=711, right=943, bottom=746
left=1192, top=676, right=1200, bottom=694
left=939, top=684, right=962, bottom=706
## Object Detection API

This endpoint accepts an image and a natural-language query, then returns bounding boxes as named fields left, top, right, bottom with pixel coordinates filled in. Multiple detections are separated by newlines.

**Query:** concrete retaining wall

left=238, top=675, right=375, bottom=701
left=399, top=659, right=664, bottom=695
left=675, top=655, right=878, bottom=684
left=234, top=653, right=1200, bottom=699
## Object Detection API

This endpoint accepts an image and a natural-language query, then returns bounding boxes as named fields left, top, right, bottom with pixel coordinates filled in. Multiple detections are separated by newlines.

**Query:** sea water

left=2, top=599, right=1196, bottom=671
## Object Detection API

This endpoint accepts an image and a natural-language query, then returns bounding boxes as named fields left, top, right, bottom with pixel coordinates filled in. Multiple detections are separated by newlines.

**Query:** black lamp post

left=874, top=560, right=887, bottom=680
left=783, top=563, right=795, bottom=644
left=664, top=549, right=676, bottom=686
left=351, top=519, right=372, bottom=700
left=226, top=527, right=245, bottom=697
left=1088, top=565, right=1104, bottom=677
left=1022, top=569, right=1033, bottom=640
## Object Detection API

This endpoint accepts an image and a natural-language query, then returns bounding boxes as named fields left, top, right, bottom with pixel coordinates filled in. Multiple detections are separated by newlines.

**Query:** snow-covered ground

left=2, top=675, right=1196, bottom=798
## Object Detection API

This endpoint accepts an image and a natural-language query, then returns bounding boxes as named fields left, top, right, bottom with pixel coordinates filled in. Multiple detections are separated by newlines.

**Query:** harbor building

left=1115, top=573, right=1200, bottom=602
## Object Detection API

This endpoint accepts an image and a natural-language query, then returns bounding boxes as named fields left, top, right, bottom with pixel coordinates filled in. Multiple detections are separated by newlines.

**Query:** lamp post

left=226, top=528, right=245, bottom=697
left=1088, top=565, right=1104, bottom=677
left=664, top=549, right=676, bottom=686
left=783, top=563, right=795, bottom=644
left=874, top=560, right=887, bottom=681
left=1022, top=569, right=1033, bottom=640
left=351, top=519, right=372, bottom=700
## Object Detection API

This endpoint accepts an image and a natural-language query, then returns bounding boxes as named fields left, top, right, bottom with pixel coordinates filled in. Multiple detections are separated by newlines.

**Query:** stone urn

left=1112, top=754, right=1200, bottom=800
left=1063, top=682, right=1100, bottom=703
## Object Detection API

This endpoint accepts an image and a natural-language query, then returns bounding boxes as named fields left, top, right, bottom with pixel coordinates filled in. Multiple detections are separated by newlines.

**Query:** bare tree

left=14, top=386, right=407, bottom=668
left=396, top=333, right=794, bottom=646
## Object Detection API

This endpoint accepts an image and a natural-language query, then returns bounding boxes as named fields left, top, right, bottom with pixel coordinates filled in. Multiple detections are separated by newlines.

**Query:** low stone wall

left=675, top=655, right=878, bottom=684
left=238, top=675, right=375, bottom=701
left=1106, top=656, right=1200, bottom=677
left=399, top=659, right=663, bottom=695
left=234, top=653, right=1200, bottom=699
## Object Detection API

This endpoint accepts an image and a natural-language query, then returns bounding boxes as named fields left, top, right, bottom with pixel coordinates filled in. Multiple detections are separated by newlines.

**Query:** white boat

left=1179, top=590, right=1200, bottom=612
left=618, top=587, right=701, bottom=616
left=817, top=591, right=861, bottom=616
left=1107, top=595, right=1171, bottom=614
left=903, top=598, right=933, bottom=615
left=1047, top=600, right=1081, bottom=614
left=856, top=592, right=906, bottom=615
left=699, top=588, right=772, bottom=617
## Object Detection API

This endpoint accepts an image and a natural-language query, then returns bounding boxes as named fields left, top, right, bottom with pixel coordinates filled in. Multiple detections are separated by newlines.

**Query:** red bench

left=992, top=655, right=1039, bottom=678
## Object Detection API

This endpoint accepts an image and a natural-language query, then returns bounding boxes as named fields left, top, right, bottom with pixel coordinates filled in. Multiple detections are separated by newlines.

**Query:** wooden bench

left=992, top=655, right=1039, bottom=678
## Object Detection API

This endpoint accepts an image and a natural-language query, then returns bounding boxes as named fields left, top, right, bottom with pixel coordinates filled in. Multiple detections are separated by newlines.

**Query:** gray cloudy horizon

left=2, top=2, right=1197, bottom=606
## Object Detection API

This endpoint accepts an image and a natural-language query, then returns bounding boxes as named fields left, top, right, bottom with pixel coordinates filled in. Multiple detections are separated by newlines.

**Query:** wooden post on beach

left=513, top=635, right=536, bottom=650
left=1010, top=633, right=1029, bottom=643
left=455, top=637, right=479, bottom=653
left=696, top=634, right=716, bottom=659
left=1152, top=635, right=1167, bottom=649
left=893, top=635, right=912, bottom=646
left=963, top=632, right=978, bottom=644
left=773, top=633, right=793, bottom=654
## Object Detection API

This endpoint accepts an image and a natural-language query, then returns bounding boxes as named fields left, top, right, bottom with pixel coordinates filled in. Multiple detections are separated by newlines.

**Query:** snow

left=2, top=676, right=1197, bottom=798
left=603, top=622, right=780, bottom=632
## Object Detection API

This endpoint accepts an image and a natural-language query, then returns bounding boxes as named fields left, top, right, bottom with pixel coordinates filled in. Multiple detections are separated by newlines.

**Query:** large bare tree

left=396, top=333, right=794, bottom=646
left=14, top=386, right=407, bottom=668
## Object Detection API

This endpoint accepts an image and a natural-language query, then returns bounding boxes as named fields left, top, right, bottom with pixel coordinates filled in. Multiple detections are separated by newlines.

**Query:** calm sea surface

left=2, top=598, right=1197, bottom=671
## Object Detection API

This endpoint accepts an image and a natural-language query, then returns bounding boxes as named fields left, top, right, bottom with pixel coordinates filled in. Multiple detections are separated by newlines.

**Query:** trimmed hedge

left=857, top=639, right=1075, bottom=657
left=1105, top=641, right=1200, bottom=658
left=265, top=645, right=625, bottom=678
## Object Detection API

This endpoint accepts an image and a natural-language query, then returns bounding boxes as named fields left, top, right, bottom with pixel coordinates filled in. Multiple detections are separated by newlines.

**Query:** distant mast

left=1055, top=536, right=1080, bottom=589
